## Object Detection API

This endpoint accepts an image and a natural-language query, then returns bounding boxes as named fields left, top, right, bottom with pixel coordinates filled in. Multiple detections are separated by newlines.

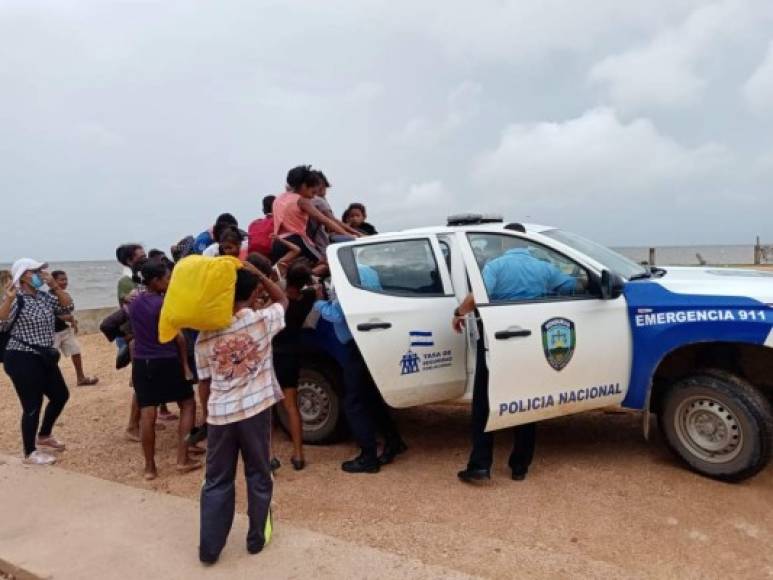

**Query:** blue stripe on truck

left=621, top=281, right=773, bottom=409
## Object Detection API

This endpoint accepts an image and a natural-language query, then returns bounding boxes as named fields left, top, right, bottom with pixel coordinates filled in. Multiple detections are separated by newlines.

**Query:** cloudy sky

left=2, top=0, right=772, bottom=261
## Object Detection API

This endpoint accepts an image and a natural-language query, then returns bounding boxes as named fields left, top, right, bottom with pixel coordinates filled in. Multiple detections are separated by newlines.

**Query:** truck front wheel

left=659, top=371, right=773, bottom=482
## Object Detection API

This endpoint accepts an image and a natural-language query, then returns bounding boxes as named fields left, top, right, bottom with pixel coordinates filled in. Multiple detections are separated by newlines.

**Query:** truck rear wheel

left=276, top=358, right=346, bottom=444
left=659, top=371, right=773, bottom=482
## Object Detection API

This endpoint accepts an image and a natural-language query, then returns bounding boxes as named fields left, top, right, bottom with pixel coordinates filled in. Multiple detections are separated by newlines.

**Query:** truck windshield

left=541, top=229, right=648, bottom=280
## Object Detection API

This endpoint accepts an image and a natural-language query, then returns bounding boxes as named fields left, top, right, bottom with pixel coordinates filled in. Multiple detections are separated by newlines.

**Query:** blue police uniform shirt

left=314, top=265, right=383, bottom=344
left=193, top=230, right=214, bottom=255
left=314, top=300, right=352, bottom=344
left=482, top=248, right=576, bottom=301
left=357, top=264, right=382, bottom=291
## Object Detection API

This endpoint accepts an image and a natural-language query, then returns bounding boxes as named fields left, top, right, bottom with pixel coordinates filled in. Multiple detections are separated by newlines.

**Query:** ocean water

left=1, top=245, right=768, bottom=309
left=613, top=245, right=763, bottom=267
left=0, top=261, right=123, bottom=309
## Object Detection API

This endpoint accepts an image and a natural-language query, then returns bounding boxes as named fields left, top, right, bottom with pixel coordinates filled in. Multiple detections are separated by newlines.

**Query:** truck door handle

left=357, top=322, right=392, bottom=331
left=495, top=328, right=532, bottom=339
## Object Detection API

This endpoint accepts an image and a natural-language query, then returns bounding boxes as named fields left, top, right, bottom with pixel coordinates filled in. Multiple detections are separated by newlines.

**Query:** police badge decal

left=541, top=317, right=576, bottom=371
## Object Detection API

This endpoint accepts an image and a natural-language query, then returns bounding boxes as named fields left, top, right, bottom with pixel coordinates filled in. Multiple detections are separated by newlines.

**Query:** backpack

left=0, top=294, right=24, bottom=364
left=247, top=216, right=274, bottom=257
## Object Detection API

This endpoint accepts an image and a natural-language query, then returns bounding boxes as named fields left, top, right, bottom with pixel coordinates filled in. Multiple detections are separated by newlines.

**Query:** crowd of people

left=1, top=163, right=557, bottom=565
left=0, top=164, right=399, bottom=564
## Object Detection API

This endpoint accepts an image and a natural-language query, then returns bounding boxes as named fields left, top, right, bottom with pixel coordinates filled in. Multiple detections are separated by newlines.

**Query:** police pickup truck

left=280, top=215, right=773, bottom=482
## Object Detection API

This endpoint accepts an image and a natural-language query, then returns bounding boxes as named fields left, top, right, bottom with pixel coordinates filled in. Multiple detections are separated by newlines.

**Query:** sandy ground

left=1, top=335, right=773, bottom=579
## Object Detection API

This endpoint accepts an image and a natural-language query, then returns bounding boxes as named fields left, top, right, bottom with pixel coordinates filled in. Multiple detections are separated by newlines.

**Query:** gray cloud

left=1, top=0, right=772, bottom=261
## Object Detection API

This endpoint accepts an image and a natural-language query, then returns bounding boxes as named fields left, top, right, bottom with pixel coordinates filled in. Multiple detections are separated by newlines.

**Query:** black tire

left=658, top=370, right=773, bottom=482
left=276, top=357, right=347, bottom=444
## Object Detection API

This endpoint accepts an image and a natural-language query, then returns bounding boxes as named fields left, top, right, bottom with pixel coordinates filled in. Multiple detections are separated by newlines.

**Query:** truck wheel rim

left=674, top=396, right=743, bottom=464
left=297, top=378, right=331, bottom=433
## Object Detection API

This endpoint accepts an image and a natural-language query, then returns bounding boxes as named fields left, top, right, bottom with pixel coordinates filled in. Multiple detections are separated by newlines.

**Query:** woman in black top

left=0, top=259, right=74, bottom=466
left=272, top=262, right=317, bottom=470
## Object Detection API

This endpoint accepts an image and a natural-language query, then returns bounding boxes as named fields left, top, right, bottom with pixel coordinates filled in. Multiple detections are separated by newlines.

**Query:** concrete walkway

left=0, top=455, right=474, bottom=580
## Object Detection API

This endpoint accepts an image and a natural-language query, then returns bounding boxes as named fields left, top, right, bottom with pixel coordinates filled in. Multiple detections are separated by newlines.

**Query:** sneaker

left=36, top=436, right=66, bottom=451
left=24, top=450, right=56, bottom=466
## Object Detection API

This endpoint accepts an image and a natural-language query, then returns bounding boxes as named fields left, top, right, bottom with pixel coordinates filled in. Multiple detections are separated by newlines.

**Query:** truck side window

left=467, top=233, right=593, bottom=303
left=339, top=239, right=446, bottom=297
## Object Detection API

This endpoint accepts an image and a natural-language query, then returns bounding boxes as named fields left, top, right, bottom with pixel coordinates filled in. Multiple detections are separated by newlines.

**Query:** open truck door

left=328, top=235, right=468, bottom=408
left=457, top=231, right=631, bottom=432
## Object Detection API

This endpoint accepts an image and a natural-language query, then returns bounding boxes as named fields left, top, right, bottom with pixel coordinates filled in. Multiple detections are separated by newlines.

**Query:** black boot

left=511, top=468, right=528, bottom=481
left=342, top=450, right=380, bottom=474
left=457, top=467, right=491, bottom=483
left=199, top=548, right=219, bottom=566
left=378, top=439, right=408, bottom=465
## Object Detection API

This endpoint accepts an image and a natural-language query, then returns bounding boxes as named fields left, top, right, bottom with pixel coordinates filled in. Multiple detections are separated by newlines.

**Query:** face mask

left=30, top=273, right=44, bottom=289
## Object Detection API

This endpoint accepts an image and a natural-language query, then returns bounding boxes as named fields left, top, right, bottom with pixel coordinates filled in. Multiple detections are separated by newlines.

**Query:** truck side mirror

left=600, top=270, right=624, bottom=300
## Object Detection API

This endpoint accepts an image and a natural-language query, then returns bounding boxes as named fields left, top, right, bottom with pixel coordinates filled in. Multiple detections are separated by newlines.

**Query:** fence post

left=755, top=236, right=761, bottom=265
left=648, top=247, right=656, bottom=266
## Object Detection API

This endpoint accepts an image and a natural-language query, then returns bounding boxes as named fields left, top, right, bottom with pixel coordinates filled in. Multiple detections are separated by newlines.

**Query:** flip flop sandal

left=77, top=377, right=99, bottom=386
left=159, top=413, right=179, bottom=422
left=188, top=445, right=206, bottom=455
left=125, top=431, right=141, bottom=443
left=36, top=437, right=66, bottom=451
left=176, top=462, right=202, bottom=474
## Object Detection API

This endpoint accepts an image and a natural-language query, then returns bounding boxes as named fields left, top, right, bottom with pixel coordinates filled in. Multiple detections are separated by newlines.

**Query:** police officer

left=452, top=241, right=583, bottom=483
left=314, top=266, right=407, bottom=473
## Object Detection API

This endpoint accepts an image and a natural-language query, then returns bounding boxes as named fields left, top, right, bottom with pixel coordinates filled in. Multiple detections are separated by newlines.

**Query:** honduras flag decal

left=409, top=331, right=434, bottom=347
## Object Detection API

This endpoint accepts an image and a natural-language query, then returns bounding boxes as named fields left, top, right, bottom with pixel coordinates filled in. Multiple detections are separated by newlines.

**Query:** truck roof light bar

left=446, top=213, right=504, bottom=226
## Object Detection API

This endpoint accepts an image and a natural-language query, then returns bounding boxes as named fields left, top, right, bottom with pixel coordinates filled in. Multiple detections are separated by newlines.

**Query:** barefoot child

left=128, top=259, right=200, bottom=480
left=50, top=270, right=99, bottom=386
left=197, top=262, right=288, bottom=564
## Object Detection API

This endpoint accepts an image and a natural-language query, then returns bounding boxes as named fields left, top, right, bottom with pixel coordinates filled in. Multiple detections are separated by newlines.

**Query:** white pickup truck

left=281, top=215, right=773, bottom=482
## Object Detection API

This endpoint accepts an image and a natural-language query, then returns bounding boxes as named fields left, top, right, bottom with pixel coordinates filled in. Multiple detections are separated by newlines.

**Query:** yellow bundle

left=158, top=255, right=242, bottom=343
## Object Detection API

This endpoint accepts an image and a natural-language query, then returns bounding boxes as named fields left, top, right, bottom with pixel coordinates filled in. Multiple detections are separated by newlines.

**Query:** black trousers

left=4, top=350, right=70, bottom=456
left=341, top=341, right=400, bottom=458
left=270, top=234, right=320, bottom=264
left=200, top=409, right=273, bottom=560
left=468, top=333, right=536, bottom=475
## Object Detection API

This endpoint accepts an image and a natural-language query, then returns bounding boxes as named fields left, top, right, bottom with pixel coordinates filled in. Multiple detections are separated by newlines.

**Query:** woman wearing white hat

left=0, top=258, right=74, bottom=465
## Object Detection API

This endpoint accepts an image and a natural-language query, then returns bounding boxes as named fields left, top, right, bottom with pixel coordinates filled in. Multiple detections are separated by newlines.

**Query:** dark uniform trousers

left=341, top=340, right=400, bottom=458
left=468, top=328, right=536, bottom=476
left=200, top=409, right=273, bottom=560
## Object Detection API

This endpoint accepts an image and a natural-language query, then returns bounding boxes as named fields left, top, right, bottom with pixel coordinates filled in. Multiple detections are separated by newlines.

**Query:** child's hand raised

left=3, top=281, right=17, bottom=302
